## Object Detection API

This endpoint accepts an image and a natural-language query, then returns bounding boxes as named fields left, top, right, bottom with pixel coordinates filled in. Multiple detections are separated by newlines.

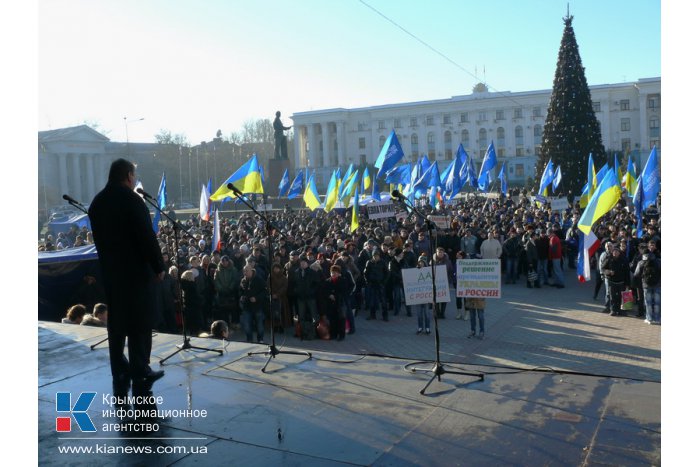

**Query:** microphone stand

left=393, top=194, right=483, bottom=395
left=138, top=192, right=223, bottom=364
left=63, top=195, right=88, bottom=215
left=230, top=187, right=312, bottom=373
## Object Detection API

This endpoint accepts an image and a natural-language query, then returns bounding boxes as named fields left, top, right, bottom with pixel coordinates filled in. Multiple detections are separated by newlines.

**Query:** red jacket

left=549, top=235, right=563, bottom=260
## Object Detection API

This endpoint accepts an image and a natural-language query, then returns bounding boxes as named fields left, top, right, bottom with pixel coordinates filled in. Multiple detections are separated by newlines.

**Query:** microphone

left=62, top=194, right=83, bottom=205
left=136, top=188, right=155, bottom=200
left=391, top=189, right=407, bottom=201
left=227, top=183, right=243, bottom=196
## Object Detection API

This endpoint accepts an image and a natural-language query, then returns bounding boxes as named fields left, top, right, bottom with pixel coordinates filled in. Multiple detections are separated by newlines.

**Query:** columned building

left=291, top=77, right=660, bottom=187
left=39, top=125, right=111, bottom=213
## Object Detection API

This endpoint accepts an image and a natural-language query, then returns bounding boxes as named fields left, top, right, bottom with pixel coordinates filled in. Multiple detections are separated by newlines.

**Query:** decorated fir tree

left=539, top=13, right=606, bottom=195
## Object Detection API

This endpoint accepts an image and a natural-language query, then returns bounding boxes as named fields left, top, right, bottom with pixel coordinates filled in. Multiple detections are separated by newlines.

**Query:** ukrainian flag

left=351, top=187, right=360, bottom=232
left=323, top=171, right=340, bottom=213
left=341, top=169, right=359, bottom=207
left=363, top=167, right=371, bottom=192
left=210, top=154, right=264, bottom=201
left=624, top=157, right=638, bottom=195
left=577, top=170, right=622, bottom=235
left=580, top=154, right=597, bottom=208
left=303, top=172, right=322, bottom=211
left=614, top=154, right=624, bottom=185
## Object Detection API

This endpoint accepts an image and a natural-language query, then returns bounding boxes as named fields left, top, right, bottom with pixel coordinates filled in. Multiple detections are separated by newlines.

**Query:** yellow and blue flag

left=538, top=159, right=555, bottom=196
left=577, top=169, right=622, bottom=235
left=210, top=154, right=264, bottom=201
left=351, top=187, right=360, bottom=232
left=341, top=169, right=359, bottom=207
left=614, top=154, right=624, bottom=185
left=303, top=172, right=322, bottom=211
left=323, top=170, right=340, bottom=212
left=341, top=163, right=355, bottom=191
left=363, top=167, right=371, bottom=192
left=624, top=156, right=638, bottom=195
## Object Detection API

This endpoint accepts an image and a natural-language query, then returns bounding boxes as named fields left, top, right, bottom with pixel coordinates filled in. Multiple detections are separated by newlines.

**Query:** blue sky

left=38, top=0, right=660, bottom=144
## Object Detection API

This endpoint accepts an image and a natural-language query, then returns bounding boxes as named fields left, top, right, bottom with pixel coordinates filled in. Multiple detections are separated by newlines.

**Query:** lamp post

left=123, top=117, right=145, bottom=156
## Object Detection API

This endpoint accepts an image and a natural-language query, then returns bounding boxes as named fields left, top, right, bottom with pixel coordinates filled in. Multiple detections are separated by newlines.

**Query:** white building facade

left=39, top=125, right=112, bottom=213
left=291, top=77, right=660, bottom=187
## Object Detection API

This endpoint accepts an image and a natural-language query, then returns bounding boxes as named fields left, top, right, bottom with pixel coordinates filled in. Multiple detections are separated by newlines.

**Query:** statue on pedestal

left=273, top=111, right=291, bottom=160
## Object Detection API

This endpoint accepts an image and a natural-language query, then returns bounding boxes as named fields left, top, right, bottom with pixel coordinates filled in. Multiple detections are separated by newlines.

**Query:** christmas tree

left=539, top=13, right=606, bottom=195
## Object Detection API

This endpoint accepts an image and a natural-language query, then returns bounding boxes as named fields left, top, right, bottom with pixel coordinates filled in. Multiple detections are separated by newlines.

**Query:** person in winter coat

left=364, top=249, right=389, bottom=321
left=388, top=248, right=408, bottom=317
left=239, top=265, right=268, bottom=343
left=214, top=255, right=241, bottom=326
left=270, top=263, right=289, bottom=331
left=323, top=265, right=350, bottom=340
left=600, top=245, right=630, bottom=317
left=502, top=229, right=521, bottom=284
left=634, top=249, right=661, bottom=324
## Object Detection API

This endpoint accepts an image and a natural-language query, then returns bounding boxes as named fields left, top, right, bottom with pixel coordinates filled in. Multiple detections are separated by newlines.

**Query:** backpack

left=642, top=260, right=660, bottom=287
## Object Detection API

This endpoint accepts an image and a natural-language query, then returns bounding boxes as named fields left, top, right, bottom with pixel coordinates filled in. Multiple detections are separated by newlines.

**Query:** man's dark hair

left=108, top=158, right=136, bottom=184
left=210, top=320, right=228, bottom=339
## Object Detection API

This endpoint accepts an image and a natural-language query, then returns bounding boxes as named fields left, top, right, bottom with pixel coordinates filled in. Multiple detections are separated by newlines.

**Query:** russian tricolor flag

left=211, top=208, right=221, bottom=253
left=577, top=229, right=600, bottom=282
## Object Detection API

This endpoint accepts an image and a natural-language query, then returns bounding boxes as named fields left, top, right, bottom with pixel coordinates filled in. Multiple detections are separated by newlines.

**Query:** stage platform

left=39, top=316, right=660, bottom=466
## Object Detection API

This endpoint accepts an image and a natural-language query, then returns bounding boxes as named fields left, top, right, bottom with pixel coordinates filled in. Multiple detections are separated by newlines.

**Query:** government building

left=291, top=77, right=660, bottom=187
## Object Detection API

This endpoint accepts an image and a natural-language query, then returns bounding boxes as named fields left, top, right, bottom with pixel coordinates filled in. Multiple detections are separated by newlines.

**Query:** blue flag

left=538, top=159, right=555, bottom=195
left=477, top=142, right=497, bottom=191
left=278, top=169, right=290, bottom=197
left=636, top=146, right=660, bottom=211
left=419, top=154, right=431, bottom=174
left=498, top=162, right=508, bottom=195
left=152, top=172, right=166, bottom=233
left=374, top=130, right=405, bottom=178
left=385, top=163, right=412, bottom=185
left=634, top=175, right=645, bottom=239
left=553, top=166, right=562, bottom=191
left=371, top=173, right=381, bottom=202
left=287, top=170, right=304, bottom=199
left=415, top=161, right=441, bottom=193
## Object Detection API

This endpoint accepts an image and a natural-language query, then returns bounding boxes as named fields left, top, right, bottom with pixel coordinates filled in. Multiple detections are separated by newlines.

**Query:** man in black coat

left=88, top=159, right=166, bottom=400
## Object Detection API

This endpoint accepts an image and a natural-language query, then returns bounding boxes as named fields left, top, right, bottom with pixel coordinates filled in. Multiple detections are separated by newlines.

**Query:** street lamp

left=123, top=117, right=145, bottom=156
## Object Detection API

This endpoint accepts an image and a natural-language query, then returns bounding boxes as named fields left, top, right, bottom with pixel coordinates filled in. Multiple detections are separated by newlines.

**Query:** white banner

left=549, top=197, right=569, bottom=211
left=455, top=259, right=501, bottom=298
left=402, top=265, right=450, bottom=305
left=428, top=215, right=450, bottom=229
left=256, top=204, right=273, bottom=211
left=367, top=201, right=395, bottom=219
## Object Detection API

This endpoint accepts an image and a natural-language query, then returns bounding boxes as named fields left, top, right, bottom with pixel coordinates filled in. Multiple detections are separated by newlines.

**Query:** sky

left=38, top=0, right=661, bottom=145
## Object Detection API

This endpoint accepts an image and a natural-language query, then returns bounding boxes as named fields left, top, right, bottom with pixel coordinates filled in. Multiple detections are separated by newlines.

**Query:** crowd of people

left=49, top=187, right=662, bottom=342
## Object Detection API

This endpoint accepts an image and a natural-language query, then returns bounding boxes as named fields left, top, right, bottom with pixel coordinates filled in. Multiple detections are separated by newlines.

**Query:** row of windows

left=591, top=95, right=660, bottom=113
left=367, top=108, right=544, bottom=131
left=358, top=126, right=544, bottom=150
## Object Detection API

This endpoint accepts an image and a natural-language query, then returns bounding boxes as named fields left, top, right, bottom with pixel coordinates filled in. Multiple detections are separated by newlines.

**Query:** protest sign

left=366, top=201, right=395, bottom=219
left=456, top=259, right=501, bottom=298
left=428, top=215, right=450, bottom=229
left=402, top=265, right=450, bottom=305
left=549, top=197, right=569, bottom=211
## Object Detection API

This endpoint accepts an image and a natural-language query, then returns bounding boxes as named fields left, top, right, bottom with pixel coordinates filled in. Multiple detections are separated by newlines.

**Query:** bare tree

left=155, top=129, right=189, bottom=147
